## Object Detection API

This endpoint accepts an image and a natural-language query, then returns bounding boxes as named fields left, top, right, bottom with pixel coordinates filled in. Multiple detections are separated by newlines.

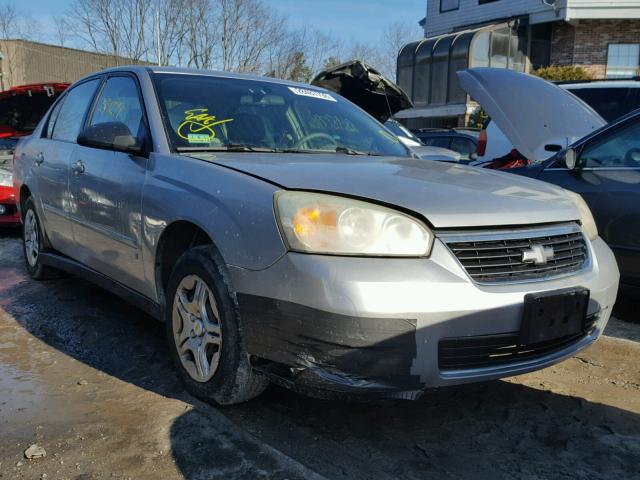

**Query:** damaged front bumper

left=229, top=237, right=619, bottom=400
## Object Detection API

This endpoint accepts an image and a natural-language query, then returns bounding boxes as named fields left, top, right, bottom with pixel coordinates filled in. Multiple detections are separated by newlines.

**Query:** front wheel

left=165, top=245, right=268, bottom=405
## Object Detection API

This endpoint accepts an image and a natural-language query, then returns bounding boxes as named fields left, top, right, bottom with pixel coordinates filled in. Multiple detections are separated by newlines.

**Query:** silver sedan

left=13, top=66, right=619, bottom=404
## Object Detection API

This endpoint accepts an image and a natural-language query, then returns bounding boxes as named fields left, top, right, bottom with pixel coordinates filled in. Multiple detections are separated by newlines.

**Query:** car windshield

left=151, top=73, right=409, bottom=157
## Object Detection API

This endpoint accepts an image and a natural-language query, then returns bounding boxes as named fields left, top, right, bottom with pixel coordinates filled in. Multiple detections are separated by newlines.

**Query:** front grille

left=441, top=224, right=588, bottom=284
left=438, top=315, right=597, bottom=370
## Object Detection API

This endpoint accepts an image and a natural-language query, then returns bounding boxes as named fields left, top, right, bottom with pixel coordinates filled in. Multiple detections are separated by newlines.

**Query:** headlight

left=275, top=191, right=433, bottom=256
left=566, top=190, right=598, bottom=241
left=0, top=169, right=12, bottom=187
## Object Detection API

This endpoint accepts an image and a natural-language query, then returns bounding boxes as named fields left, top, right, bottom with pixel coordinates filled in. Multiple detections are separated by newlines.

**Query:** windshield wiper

left=177, top=144, right=381, bottom=156
left=335, top=146, right=380, bottom=156
left=177, top=144, right=278, bottom=153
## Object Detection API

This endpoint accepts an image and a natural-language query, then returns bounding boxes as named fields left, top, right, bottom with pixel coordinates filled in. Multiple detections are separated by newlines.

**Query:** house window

left=440, top=0, right=459, bottom=13
left=606, top=44, right=640, bottom=79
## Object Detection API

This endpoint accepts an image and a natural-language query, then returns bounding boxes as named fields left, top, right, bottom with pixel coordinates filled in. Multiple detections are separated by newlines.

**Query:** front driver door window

left=69, top=75, right=152, bottom=296
left=580, top=120, right=640, bottom=168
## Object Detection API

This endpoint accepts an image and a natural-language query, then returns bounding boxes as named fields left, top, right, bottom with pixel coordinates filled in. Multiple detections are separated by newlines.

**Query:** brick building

left=0, top=39, right=150, bottom=91
left=396, top=1, right=640, bottom=128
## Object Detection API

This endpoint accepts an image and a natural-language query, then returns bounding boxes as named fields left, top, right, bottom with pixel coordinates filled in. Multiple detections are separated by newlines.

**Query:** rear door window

left=52, top=79, right=101, bottom=143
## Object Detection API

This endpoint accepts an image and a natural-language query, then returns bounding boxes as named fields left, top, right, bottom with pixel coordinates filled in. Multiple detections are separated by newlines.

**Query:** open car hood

left=458, top=68, right=606, bottom=161
left=311, top=60, right=412, bottom=122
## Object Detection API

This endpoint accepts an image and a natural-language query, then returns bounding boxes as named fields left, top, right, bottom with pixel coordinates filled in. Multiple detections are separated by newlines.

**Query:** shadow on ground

left=0, top=229, right=638, bottom=479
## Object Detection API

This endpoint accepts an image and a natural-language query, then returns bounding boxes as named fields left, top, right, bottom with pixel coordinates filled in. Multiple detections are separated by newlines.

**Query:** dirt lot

left=0, top=229, right=639, bottom=480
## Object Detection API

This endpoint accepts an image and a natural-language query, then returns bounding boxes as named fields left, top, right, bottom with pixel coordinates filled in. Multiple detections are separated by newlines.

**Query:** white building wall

left=424, top=0, right=640, bottom=37
left=568, top=0, right=640, bottom=19
left=425, top=0, right=568, bottom=36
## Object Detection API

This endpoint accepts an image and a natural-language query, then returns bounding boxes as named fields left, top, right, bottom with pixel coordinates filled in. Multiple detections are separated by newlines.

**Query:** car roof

left=74, top=65, right=329, bottom=91
left=416, top=129, right=479, bottom=138
left=560, top=80, right=640, bottom=90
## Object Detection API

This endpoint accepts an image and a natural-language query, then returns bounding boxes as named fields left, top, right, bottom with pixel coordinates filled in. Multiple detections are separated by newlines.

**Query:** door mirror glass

left=77, top=122, right=143, bottom=155
left=564, top=148, right=578, bottom=170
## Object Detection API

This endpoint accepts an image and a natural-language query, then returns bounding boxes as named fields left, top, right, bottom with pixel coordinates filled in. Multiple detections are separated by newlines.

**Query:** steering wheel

left=624, top=148, right=640, bottom=166
left=293, top=132, right=338, bottom=150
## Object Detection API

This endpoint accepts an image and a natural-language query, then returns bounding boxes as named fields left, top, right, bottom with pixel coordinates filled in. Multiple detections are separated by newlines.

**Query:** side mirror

left=564, top=148, right=578, bottom=170
left=77, top=122, right=144, bottom=155
left=544, top=144, right=562, bottom=152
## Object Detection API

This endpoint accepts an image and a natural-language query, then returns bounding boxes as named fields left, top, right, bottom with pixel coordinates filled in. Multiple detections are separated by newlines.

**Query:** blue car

left=459, top=68, right=640, bottom=293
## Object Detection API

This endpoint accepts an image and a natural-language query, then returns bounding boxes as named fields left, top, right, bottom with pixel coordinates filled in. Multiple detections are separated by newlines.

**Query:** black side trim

left=40, top=252, right=163, bottom=320
left=237, top=294, right=421, bottom=391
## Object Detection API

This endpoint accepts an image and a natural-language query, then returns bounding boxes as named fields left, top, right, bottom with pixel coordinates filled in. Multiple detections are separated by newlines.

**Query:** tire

left=165, top=245, right=269, bottom=405
left=22, top=196, right=59, bottom=280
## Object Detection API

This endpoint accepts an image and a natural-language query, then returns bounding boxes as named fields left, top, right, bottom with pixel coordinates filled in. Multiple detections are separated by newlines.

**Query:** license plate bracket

left=520, top=288, right=590, bottom=346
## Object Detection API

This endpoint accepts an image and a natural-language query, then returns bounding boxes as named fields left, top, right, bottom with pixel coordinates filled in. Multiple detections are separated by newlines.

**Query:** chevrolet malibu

left=13, top=67, right=619, bottom=404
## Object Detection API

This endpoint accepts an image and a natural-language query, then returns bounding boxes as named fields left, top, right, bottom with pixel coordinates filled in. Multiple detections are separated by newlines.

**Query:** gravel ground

left=0, top=229, right=639, bottom=480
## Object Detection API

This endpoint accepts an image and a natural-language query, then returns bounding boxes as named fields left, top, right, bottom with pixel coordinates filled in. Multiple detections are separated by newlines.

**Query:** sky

left=17, top=0, right=426, bottom=46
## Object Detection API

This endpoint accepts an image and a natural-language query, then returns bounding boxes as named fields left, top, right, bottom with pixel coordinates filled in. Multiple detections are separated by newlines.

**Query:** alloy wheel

left=24, top=209, right=39, bottom=268
left=172, top=275, right=223, bottom=382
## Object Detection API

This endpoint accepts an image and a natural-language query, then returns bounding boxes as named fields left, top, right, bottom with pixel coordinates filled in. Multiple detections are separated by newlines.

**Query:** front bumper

left=0, top=185, right=20, bottom=226
left=230, top=236, right=619, bottom=399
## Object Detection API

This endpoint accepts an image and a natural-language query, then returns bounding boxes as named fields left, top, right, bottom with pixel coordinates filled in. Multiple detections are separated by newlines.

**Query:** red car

left=0, top=83, right=69, bottom=226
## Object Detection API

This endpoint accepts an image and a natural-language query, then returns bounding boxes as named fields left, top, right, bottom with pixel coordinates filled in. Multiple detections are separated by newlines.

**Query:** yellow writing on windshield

left=177, top=108, right=234, bottom=140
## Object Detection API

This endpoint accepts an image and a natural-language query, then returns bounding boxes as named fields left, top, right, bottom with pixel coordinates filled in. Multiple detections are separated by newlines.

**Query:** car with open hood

left=459, top=68, right=640, bottom=292
left=0, top=83, right=69, bottom=227
left=13, top=66, right=619, bottom=404
left=312, top=60, right=461, bottom=163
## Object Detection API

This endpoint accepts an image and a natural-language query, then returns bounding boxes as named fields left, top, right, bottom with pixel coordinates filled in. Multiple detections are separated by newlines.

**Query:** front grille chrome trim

left=439, top=223, right=591, bottom=285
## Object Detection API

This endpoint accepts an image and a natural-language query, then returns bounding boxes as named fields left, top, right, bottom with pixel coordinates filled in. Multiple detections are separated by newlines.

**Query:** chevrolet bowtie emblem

left=522, top=245, right=555, bottom=265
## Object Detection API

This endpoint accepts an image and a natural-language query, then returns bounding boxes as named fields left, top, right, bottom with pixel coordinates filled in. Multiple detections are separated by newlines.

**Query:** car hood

left=311, top=60, right=412, bottom=122
left=458, top=68, right=606, bottom=161
left=189, top=153, right=579, bottom=228
left=409, top=145, right=461, bottom=162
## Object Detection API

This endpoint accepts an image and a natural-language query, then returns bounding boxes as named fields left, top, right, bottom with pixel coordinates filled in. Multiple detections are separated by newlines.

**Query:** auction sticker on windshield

left=288, top=87, right=337, bottom=102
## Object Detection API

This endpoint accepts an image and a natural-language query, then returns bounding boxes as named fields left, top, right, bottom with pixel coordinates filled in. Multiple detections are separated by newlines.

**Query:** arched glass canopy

left=397, top=23, right=531, bottom=110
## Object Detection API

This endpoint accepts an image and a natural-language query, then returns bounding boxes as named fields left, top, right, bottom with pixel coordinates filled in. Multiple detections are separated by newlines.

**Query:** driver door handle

left=35, top=152, right=44, bottom=166
left=72, top=160, right=85, bottom=175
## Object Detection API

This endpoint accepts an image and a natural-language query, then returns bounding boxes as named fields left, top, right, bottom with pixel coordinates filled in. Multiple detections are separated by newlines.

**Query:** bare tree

left=218, top=0, right=286, bottom=73
left=0, top=2, right=43, bottom=88
left=376, top=21, right=421, bottom=79
left=68, top=0, right=153, bottom=62
left=53, top=16, right=72, bottom=47
left=120, top=0, right=153, bottom=61
left=151, top=0, right=187, bottom=66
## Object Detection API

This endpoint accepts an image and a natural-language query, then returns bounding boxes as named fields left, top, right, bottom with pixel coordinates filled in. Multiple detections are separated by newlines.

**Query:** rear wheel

left=165, top=245, right=268, bottom=405
left=22, top=197, right=59, bottom=280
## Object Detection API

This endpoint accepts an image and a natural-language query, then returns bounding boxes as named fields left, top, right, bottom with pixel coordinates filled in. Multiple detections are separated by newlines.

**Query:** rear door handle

left=35, top=152, right=44, bottom=166
left=72, top=160, right=85, bottom=175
